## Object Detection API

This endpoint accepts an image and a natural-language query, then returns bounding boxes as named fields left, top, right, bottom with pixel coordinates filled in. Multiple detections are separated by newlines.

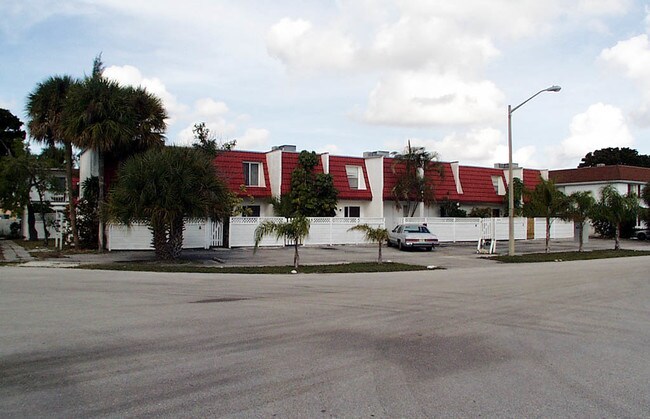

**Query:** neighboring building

left=550, top=165, right=650, bottom=227
left=550, top=165, right=650, bottom=198
left=21, top=168, right=78, bottom=239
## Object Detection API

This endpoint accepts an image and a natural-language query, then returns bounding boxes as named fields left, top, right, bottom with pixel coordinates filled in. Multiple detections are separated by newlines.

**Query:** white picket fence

left=229, top=217, right=385, bottom=248
left=106, top=216, right=574, bottom=250
left=398, top=217, right=574, bottom=242
left=107, top=219, right=223, bottom=251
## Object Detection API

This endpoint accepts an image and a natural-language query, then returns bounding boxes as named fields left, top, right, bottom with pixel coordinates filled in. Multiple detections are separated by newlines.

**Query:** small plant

left=348, top=224, right=389, bottom=264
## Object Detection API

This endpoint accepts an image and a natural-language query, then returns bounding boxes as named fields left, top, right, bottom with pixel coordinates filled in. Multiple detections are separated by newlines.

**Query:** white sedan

left=387, top=223, right=439, bottom=251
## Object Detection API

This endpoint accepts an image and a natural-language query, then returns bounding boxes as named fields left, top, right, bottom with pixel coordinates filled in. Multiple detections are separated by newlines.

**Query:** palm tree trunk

left=97, top=151, right=105, bottom=252
left=64, top=142, right=80, bottom=247
left=27, top=202, right=38, bottom=241
left=615, top=223, right=620, bottom=250
left=169, top=216, right=184, bottom=259
left=378, top=241, right=383, bottom=264
left=578, top=223, right=584, bottom=252
left=293, top=242, right=299, bottom=269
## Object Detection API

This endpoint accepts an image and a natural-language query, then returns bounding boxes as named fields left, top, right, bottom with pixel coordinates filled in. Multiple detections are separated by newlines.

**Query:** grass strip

left=491, top=249, right=650, bottom=263
left=77, top=262, right=433, bottom=274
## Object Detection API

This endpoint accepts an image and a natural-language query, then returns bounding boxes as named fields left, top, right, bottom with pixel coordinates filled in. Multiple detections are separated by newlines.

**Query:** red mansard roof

left=457, top=166, right=505, bottom=204
left=549, top=165, right=650, bottom=184
left=280, top=152, right=326, bottom=195
left=329, top=156, right=372, bottom=200
left=214, top=151, right=272, bottom=198
left=431, top=163, right=461, bottom=201
left=523, top=169, right=544, bottom=191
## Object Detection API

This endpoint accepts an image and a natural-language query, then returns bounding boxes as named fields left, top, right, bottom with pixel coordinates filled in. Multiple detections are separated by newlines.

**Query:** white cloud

left=237, top=128, right=270, bottom=150
left=600, top=33, right=650, bottom=125
left=103, top=65, right=187, bottom=123
left=362, top=72, right=504, bottom=126
left=267, top=18, right=358, bottom=74
left=316, top=144, right=341, bottom=154
left=551, top=103, right=633, bottom=167
left=383, top=127, right=544, bottom=168
left=195, top=98, right=229, bottom=118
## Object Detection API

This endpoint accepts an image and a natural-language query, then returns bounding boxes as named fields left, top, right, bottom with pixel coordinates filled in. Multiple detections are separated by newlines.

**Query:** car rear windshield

left=404, top=226, right=430, bottom=233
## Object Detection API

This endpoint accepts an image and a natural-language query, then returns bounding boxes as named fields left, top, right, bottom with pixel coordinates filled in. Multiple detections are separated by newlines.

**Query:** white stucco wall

left=364, top=156, right=385, bottom=219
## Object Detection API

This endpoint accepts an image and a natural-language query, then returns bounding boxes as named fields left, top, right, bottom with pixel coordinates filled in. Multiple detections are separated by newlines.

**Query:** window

left=242, top=205, right=261, bottom=217
left=344, top=206, right=360, bottom=217
left=243, top=162, right=260, bottom=186
left=346, top=166, right=359, bottom=189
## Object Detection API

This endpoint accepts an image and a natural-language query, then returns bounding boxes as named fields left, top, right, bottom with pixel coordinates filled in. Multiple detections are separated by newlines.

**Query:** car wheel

left=426, top=246, right=433, bottom=251
left=638, top=232, right=647, bottom=241
left=386, top=240, right=392, bottom=247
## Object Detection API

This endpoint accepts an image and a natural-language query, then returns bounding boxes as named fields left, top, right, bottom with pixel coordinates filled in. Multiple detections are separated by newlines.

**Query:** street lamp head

left=545, top=85, right=561, bottom=92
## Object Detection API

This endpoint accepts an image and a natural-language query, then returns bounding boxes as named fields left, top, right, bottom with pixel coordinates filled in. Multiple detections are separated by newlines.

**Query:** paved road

left=1, top=258, right=649, bottom=417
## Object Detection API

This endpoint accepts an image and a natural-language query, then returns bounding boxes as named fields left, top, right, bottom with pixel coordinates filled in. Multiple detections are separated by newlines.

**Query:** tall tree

left=63, top=56, right=167, bottom=250
left=564, top=191, right=596, bottom=252
left=391, top=141, right=441, bottom=217
left=592, top=185, right=639, bottom=250
left=578, top=147, right=650, bottom=168
left=191, top=122, right=236, bottom=156
left=289, top=150, right=338, bottom=217
left=524, top=178, right=568, bottom=253
left=503, top=177, right=525, bottom=216
left=0, top=108, right=26, bottom=158
left=26, top=75, right=81, bottom=247
left=254, top=216, right=310, bottom=269
left=108, top=146, right=230, bottom=260
left=0, top=142, right=60, bottom=244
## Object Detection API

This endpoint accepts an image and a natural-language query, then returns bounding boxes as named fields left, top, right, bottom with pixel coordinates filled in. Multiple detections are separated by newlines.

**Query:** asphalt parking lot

left=1, top=254, right=649, bottom=417
left=15, top=237, right=650, bottom=269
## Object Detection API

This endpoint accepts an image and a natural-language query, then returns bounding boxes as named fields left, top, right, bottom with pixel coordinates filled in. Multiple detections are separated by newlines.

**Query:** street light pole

left=507, top=85, right=561, bottom=256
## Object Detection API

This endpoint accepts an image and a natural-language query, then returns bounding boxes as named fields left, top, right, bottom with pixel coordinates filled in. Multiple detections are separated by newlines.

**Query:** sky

left=1, top=0, right=650, bottom=170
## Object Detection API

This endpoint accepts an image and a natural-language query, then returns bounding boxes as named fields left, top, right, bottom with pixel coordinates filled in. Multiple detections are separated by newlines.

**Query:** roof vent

left=495, top=163, right=519, bottom=169
left=271, top=145, right=297, bottom=152
left=596, top=163, right=606, bottom=167
left=363, top=150, right=391, bottom=158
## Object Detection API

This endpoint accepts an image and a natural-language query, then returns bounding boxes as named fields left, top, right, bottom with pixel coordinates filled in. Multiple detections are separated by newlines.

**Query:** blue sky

left=1, top=0, right=649, bottom=169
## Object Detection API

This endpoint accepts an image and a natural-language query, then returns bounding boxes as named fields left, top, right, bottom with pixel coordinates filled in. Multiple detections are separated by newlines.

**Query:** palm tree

left=26, top=75, right=81, bottom=247
left=391, top=141, right=441, bottom=217
left=348, top=224, right=389, bottom=263
left=108, top=147, right=231, bottom=260
left=63, top=57, right=167, bottom=250
left=254, top=216, right=310, bottom=269
left=564, top=191, right=596, bottom=252
left=594, top=185, right=639, bottom=250
left=524, top=178, right=568, bottom=253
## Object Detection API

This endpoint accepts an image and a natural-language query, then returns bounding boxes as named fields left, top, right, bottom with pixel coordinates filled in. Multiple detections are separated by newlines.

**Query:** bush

left=469, top=207, right=492, bottom=218
left=8, top=221, right=21, bottom=239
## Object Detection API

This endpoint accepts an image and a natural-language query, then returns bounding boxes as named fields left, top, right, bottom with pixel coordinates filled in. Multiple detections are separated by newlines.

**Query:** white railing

left=533, top=218, right=574, bottom=240
left=398, top=217, right=572, bottom=242
left=228, top=217, right=386, bottom=248
left=107, top=219, right=223, bottom=251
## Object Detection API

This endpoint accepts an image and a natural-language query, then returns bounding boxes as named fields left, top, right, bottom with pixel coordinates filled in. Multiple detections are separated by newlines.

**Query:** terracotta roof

left=457, top=166, right=505, bottom=204
left=550, top=165, right=650, bottom=184
left=213, top=151, right=272, bottom=198
left=523, top=169, right=544, bottom=191
left=329, top=156, right=372, bottom=200
left=280, top=152, right=325, bottom=195
left=432, top=163, right=461, bottom=201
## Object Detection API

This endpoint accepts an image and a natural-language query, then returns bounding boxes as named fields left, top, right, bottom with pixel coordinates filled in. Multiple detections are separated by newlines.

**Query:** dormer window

left=346, top=165, right=366, bottom=190
left=243, top=162, right=261, bottom=186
